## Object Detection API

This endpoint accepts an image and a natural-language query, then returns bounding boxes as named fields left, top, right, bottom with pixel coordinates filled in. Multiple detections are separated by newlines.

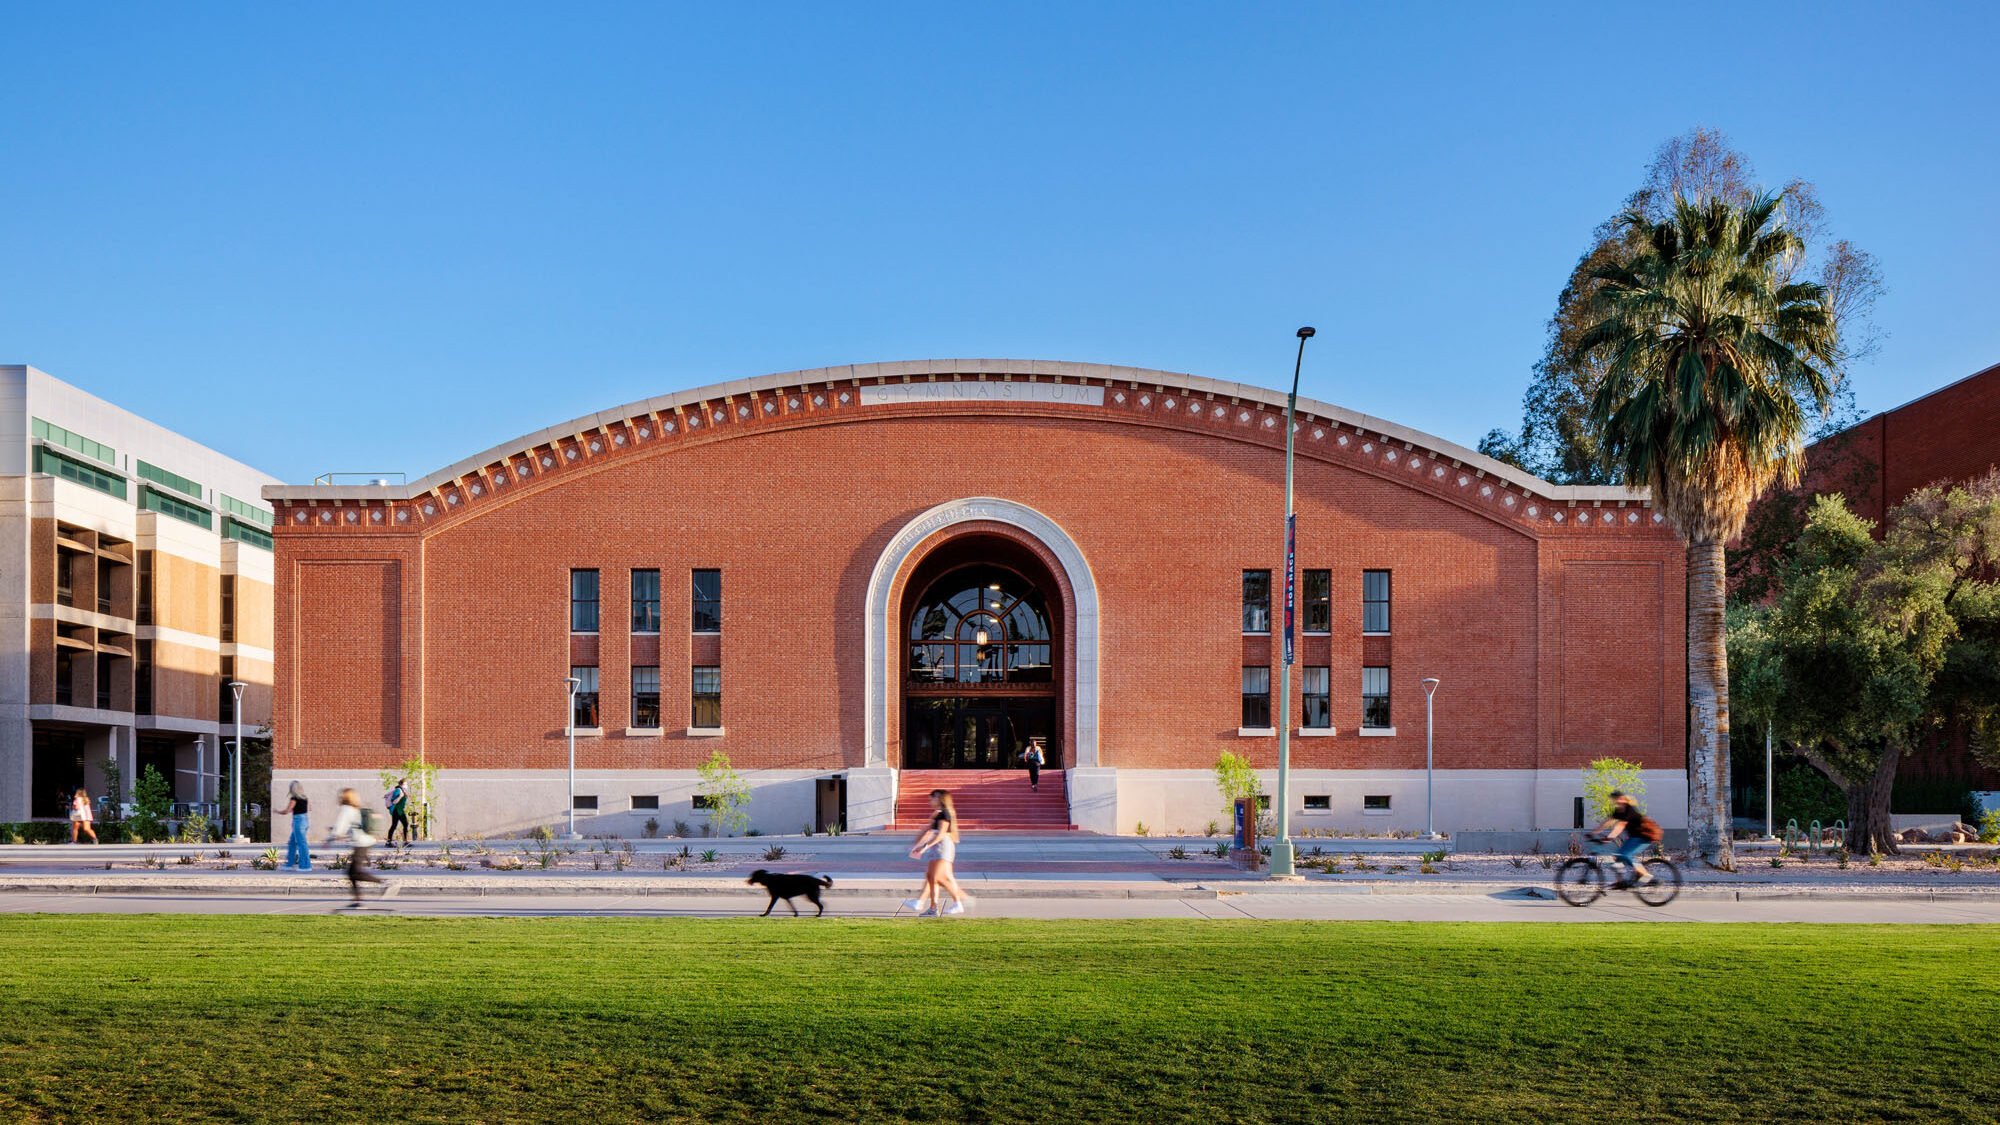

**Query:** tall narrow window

left=137, top=550, right=154, bottom=626
left=692, top=569, right=721, bottom=633
left=1303, top=569, right=1331, bottom=634
left=135, top=640, right=153, bottom=715
left=219, top=656, right=237, bottom=723
left=54, top=650, right=74, bottom=706
left=55, top=552, right=76, bottom=608
left=1241, top=666, right=1272, bottom=729
left=569, top=666, right=600, bottom=729
left=1362, top=570, right=1392, bottom=634
left=1302, top=666, right=1331, bottom=729
left=631, top=569, right=660, bottom=633
left=570, top=569, right=600, bottom=633
left=631, top=666, right=660, bottom=729
left=96, top=654, right=114, bottom=710
left=1362, top=666, right=1391, bottom=729
left=220, top=575, right=236, bottom=643
left=1242, top=570, right=1271, bottom=633
left=692, top=665, right=722, bottom=728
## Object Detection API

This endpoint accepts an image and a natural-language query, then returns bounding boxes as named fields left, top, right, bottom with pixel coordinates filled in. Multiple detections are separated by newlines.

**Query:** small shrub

left=677, top=845, right=692, bottom=859
left=1204, top=821, right=1220, bottom=838
left=1980, top=809, right=2000, bottom=845
left=1418, top=860, right=1438, bottom=875
left=1922, top=851, right=1947, bottom=869
left=1945, top=854, right=1965, bottom=873
left=445, top=860, right=467, bottom=871
left=614, top=853, right=628, bottom=871
left=1212, top=841, right=1230, bottom=859
left=1539, top=855, right=1554, bottom=870
left=176, top=852, right=198, bottom=866
left=701, top=849, right=718, bottom=863
left=801, top=823, right=814, bottom=837
left=1836, top=850, right=1851, bottom=869
left=253, top=848, right=280, bottom=871
left=531, top=824, right=554, bottom=843
left=1769, top=856, right=1785, bottom=868
left=1868, top=851, right=1883, bottom=867
left=673, top=820, right=692, bottom=839
left=643, top=817, right=660, bottom=839
left=762, top=844, right=787, bottom=861
left=1167, top=845, right=1189, bottom=860
left=745, top=828, right=763, bottom=837
left=1509, top=856, right=1526, bottom=869
left=1420, top=849, right=1445, bottom=865
left=1134, top=821, right=1149, bottom=837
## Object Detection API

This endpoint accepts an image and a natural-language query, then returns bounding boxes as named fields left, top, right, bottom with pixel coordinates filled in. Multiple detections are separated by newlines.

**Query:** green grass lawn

left=0, top=917, right=1992, bottom=1123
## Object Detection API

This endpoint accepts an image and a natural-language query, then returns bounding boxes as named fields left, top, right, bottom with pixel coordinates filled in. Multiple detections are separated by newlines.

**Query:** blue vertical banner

left=1283, top=513, right=1296, bottom=666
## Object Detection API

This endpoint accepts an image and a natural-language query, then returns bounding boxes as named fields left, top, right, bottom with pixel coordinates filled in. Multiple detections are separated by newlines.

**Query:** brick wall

left=274, top=389, right=1687, bottom=779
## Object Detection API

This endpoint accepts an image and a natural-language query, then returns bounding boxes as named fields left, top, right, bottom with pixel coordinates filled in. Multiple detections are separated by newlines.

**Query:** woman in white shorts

left=904, top=789, right=968, bottom=916
left=69, top=787, right=98, bottom=844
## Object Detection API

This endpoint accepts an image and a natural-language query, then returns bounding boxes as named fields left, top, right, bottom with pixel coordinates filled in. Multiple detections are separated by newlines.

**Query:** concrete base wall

left=270, top=766, right=1692, bottom=841
left=1072, top=768, right=1690, bottom=837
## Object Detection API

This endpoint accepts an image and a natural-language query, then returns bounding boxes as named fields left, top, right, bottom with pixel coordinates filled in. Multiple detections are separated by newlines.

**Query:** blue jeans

left=1614, top=835, right=1650, bottom=881
left=286, top=815, right=312, bottom=870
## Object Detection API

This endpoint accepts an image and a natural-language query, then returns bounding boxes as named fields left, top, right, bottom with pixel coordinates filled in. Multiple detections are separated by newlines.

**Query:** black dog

left=747, top=869, right=833, bottom=916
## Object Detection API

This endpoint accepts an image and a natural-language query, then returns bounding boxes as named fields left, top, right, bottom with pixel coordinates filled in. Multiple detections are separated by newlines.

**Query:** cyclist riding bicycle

left=1592, top=790, right=1663, bottom=888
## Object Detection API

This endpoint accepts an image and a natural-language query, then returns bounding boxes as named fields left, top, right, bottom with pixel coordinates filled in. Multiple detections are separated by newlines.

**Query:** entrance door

left=30, top=730, right=85, bottom=820
left=902, top=697, right=1057, bottom=769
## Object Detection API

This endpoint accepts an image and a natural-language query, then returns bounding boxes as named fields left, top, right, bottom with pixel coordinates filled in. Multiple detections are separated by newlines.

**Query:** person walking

left=1021, top=738, right=1046, bottom=793
left=280, top=781, right=312, bottom=871
left=383, top=777, right=412, bottom=848
left=902, top=789, right=969, bottom=917
left=329, top=787, right=395, bottom=906
left=69, top=787, right=98, bottom=844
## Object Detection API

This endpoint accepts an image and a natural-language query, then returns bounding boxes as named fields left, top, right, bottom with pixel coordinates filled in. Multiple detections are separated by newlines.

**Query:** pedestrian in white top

left=328, top=787, right=395, bottom=906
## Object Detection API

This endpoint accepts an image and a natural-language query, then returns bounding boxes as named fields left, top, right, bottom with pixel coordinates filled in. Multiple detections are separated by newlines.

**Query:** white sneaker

left=901, top=898, right=926, bottom=912
left=942, top=901, right=966, bottom=916
left=382, top=883, right=401, bottom=899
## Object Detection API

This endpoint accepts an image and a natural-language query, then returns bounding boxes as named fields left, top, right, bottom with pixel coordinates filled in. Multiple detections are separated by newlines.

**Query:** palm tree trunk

left=1687, top=538, right=1736, bottom=869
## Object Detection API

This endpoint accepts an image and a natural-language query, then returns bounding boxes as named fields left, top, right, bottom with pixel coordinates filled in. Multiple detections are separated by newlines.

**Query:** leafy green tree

left=695, top=749, right=751, bottom=836
left=1213, top=750, right=1260, bottom=823
left=1581, top=758, right=1645, bottom=822
left=1574, top=192, right=1839, bottom=868
left=1481, top=128, right=1880, bottom=483
left=1732, top=478, right=2000, bottom=853
left=128, top=764, right=173, bottom=843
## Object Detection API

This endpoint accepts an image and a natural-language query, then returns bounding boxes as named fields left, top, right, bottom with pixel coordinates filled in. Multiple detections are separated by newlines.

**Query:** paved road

left=3, top=890, right=1996, bottom=922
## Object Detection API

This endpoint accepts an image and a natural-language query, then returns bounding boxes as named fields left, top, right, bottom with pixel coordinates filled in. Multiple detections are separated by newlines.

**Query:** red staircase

left=894, top=769, right=1072, bottom=831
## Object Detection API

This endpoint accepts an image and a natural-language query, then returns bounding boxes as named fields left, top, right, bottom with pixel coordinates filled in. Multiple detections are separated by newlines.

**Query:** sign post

left=1269, top=326, right=1314, bottom=878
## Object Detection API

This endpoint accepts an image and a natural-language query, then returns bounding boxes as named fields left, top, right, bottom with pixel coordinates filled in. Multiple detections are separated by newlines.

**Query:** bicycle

left=1554, top=835, right=1682, bottom=907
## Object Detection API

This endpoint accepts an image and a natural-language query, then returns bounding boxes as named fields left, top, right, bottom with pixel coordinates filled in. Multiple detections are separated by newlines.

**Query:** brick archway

left=864, top=498, right=1099, bottom=770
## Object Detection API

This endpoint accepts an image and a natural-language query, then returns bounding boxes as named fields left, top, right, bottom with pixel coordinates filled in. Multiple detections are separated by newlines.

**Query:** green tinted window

left=140, top=486, right=213, bottom=530
left=31, top=418, right=115, bottom=465
left=223, top=518, right=273, bottom=550
left=33, top=447, right=127, bottom=499
left=218, top=494, right=274, bottom=527
left=137, top=460, right=204, bottom=500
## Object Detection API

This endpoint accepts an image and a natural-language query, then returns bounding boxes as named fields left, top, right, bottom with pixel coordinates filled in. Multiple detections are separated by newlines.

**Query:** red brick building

left=266, top=360, right=1688, bottom=836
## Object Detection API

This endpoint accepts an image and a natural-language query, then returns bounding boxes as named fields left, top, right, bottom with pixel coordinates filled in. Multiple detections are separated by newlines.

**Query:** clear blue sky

left=4, top=3, right=1996, bottom=484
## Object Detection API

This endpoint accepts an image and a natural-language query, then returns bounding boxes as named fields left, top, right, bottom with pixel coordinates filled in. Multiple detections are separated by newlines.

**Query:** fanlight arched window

left=908, top=566, right=1052, bottom=684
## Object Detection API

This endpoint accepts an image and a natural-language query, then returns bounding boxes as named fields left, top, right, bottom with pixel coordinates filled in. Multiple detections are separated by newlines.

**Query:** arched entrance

left=899, top=542, right=1062, bottom=770
left=862, top=497, right=1100, bottom=773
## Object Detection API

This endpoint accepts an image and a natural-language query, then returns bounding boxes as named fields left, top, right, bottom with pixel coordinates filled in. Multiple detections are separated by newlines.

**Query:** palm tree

left=1573, top=193, right=1838, bottom=869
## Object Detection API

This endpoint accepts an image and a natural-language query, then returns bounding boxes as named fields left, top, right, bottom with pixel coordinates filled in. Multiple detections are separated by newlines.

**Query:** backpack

left=359, top=809, right=386, bottom=838
left=1636, top=816, right=1664, bottom=843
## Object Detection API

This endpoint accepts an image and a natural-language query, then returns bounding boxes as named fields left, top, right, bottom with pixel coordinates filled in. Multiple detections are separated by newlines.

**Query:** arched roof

left=268, top=358, right=1646, bottom=507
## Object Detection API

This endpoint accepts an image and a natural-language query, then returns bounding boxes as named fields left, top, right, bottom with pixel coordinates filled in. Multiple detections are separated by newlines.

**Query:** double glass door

left=904, top=697, right=1056, bottom=770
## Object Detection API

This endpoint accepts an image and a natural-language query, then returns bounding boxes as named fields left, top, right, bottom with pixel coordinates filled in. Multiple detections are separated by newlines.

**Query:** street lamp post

left=564, top=676, right=582, bottom=840
left=1421, top=677, right=1441, bottom=839
left=1269, top=325, right=1315, bottom=879
left=1765, top=724, right=1775, bottom=840
left=226, top=680, right=249, bottom=843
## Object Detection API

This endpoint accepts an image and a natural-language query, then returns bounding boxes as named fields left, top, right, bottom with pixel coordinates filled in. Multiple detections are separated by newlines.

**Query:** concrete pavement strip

left=0, top=873, right=1993, bottom=903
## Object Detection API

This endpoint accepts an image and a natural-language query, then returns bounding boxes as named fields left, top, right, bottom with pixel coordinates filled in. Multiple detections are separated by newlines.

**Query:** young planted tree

left=1733, top=476, right=2000, bottom=852
left=1573, top=193, right=1839, bottom=868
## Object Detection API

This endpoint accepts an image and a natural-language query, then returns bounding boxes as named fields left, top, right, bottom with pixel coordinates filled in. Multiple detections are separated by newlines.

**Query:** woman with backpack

left=1593, top=790, right=1664, bottom=888
left=328, top=787, right=395, bottom=906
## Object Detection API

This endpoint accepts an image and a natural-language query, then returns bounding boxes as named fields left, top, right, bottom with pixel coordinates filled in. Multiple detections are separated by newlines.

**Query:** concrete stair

left=894, top=769, right=1072, bottom=831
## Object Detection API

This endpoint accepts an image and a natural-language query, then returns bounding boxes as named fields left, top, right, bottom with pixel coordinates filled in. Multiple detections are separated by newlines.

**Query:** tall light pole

left=226, top=680, right=249, bottom=843
left=564, top=676, right=582, bottom=840
left=1269, top=325, right=1315, bottom=878
left=1765, top=723, right=1775, bottom=840
left=1421, top=677, right=1441, bottom=840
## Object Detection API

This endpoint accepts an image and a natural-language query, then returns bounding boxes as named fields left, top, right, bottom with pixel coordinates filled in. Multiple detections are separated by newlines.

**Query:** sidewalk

left=3, top=833, right=1995, bottom=902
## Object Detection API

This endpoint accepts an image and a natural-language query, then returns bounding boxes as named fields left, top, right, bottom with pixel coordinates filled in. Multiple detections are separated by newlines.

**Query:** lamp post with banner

left=1269, top=325, right=1315, bottom=878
